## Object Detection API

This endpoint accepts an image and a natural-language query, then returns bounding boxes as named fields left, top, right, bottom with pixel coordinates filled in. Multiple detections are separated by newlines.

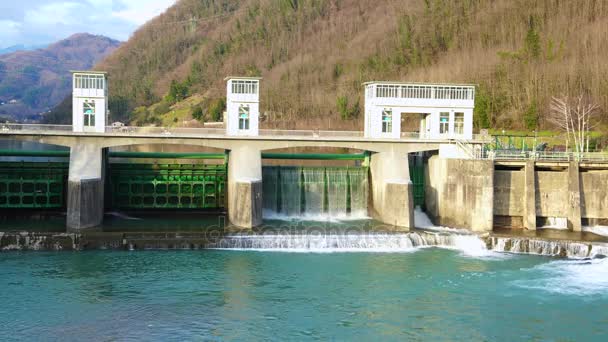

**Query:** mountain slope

left=90, top=0, right=607, bottom=130
left=0, top=33, right=120, bottom=121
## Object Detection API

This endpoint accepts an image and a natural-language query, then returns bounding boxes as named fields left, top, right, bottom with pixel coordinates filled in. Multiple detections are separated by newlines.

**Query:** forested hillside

left=0, top=33, right=120, bottom=121
left=60, top=0, right=607, bottom=131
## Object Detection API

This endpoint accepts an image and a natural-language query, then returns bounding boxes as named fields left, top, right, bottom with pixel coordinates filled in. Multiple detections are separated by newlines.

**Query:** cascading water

left=302, top=168, right=325, bottom=214
left=208, top=230, right=491, bottom=255
left=540, top=217, right=568, bottom=230
left=488, top=236, right=608, bottom=259
left=279, top=167, right=302, bottom=216
left=349, top=168, right=368, bottom=217
left=327, top=169, right=348, bottom=216
left=262, top=166, right=369, bottom=220
left=262, top=167, right=279, bottom=213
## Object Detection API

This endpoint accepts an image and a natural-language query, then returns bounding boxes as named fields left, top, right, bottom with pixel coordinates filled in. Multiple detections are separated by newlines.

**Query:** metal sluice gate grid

left=108, top=163, right=227, bottom=210
left=0, top=162, right=68, bottom=209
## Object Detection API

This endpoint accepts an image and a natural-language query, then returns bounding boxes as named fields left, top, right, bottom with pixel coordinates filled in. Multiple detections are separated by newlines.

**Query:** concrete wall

left=581, top=170, right=608, bottom=219
left=490, top=163, right=608, bottom=231
left=425, top=156, right=494, bottom=232
left=493, top=170, right=524, bottom=217
left=66, top=144, right=106, bottom=230
left=492, top=163, right=536, bottom=230
left=227, top=146, right=263, bottom=228
left=535, top=170, right=568, bottom=218
left=369, top=152, right=414, bottom=229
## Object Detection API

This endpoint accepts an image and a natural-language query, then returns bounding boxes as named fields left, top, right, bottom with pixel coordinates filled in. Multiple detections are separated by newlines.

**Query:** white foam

left=107, top=211, right=142, bottom=221
left=413, top=207, right=472, bottom=234
left=262, top=209, right=370, bottom=223
left=209, top=230, right=506, bottom=259
left=539, top=217, right=568, bottom=230
left=515, top=258, right=608, bottom=296
left=583, top=225, right=608, bottom=237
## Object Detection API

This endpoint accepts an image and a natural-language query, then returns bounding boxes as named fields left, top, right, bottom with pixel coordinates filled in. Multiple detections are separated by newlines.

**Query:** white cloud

left=23, top=2, right=81, bottom=26
left=0, top=0, right=177, bottom=48
left=112, top=0, right=176, bottom=25
left=0, top=20, right=23, bottom=45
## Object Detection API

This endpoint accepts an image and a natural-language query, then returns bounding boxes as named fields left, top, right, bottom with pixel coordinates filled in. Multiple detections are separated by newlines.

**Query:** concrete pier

left=425, top=156, right=494, bottom=232
left=369, top=152, right=414, bottom=229
left=67, top=144, right=106, bottom=230
left=524, top=161, right=537, bottom=230
left=568, top=161, right=582, bottom=232
left=227, top=146, right=263, bottom=229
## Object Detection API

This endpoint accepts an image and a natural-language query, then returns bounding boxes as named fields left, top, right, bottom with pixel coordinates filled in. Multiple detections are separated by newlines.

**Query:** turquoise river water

left=2, top=215, right=608, bottom=341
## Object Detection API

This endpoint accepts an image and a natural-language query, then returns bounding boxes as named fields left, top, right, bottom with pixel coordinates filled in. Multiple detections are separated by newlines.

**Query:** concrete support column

left=369, top=151, right=414, bottom=230
left=67, top=144, right=106, bottom=230
left=524, top=161, right=537, bottom=230
left=228, top=146, right=263, bottom=229
left=425, top=156, right=494, bottom=232
left=568, top=161, right=582, bottom=232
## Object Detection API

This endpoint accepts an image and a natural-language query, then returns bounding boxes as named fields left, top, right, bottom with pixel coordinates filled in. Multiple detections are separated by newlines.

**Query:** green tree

left=154, top=101, right=171, bottom=116
left=207, top=98, right=226, bottom=122
left=337, top=95, right=360, bottom=120
left=525, top=16, right=541, bottom=59
left=166, top=80, right=189, bottom=104
left=474, top=87, right=491, bottom=129
left=191, top=105, right=204, bottom=121
left=523, top=100, right=538, bottom=130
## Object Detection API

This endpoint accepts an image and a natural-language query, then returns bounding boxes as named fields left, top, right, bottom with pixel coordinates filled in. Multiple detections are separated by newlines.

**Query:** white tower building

left=363, top=82, right=475, bottom=140
left=225, top=77, right=261, bottom=136
left=72, top=71, right=108, bottom=133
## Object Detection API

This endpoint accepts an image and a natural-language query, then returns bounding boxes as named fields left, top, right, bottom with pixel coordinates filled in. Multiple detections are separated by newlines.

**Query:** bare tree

left=549, top=95, right=601, bottom=153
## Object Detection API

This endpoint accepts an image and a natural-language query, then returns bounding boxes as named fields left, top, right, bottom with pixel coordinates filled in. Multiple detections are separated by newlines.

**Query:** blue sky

left=0, top=0, right=177, bottom=48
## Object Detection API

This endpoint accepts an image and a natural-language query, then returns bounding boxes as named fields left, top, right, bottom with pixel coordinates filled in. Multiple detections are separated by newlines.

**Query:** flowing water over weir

left=207, top=230, right=489, bottom=255
left=488, top=236, right=608, bottom=258
left=262, top=166, right=369, bottom=218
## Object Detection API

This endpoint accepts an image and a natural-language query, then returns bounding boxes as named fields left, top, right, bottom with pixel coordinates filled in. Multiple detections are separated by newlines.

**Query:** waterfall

left=488, top=236, right=608, bottom=259
left=302, top=168, right=325, bottom=214
left=208, top=230, right=492, bottom=256
left=327, top=169, right=348, bottom=217
left=279, top=167, right=301, bottom=216
left=540, top=217, right=568, bottom=230
left=262, top=167, right=279, bottom=213
left=262, top=166, right=369, bottom=220
left=349, top=168, right=368, bottom=217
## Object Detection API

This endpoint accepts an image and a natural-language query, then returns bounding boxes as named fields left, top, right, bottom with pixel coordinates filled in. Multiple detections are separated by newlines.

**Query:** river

left=1, top=214, right=607, bottom=341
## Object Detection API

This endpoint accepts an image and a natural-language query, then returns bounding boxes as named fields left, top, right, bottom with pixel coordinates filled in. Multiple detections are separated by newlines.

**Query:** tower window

left=439, top=112, right=450, bottom=134
left=75, top=74, right=104, bottom=90
left=454, top=112, right=464, bottom=135
left=381, top=109, right=392, bottom=133
left=232, top=80, right=258, bottom=94
left=238, top=105, right=250, bottom=130
left=83, top=100, right=96, bottom=127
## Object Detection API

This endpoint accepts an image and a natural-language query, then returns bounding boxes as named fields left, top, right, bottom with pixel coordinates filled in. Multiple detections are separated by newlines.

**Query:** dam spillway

left=262, top=166, right=369, bottom=218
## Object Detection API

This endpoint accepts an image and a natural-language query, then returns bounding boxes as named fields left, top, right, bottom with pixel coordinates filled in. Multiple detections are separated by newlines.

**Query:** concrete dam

left=2, top=142, right=608, bottom=236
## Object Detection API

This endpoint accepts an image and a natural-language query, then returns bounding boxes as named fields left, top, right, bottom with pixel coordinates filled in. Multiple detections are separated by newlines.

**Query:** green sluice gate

left=409, top=159, right=425, bottom=208
left=108, top=163, right=227, bottom=210
left=0, top=162, right=68, bottom=209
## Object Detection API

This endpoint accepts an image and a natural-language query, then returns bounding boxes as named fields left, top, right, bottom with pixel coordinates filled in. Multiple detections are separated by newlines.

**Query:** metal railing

left=486, top=150, right=608, bottom=162
left=1, top=123, right=73, bottom=132
left=371, top=84, right=475, bottom=100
